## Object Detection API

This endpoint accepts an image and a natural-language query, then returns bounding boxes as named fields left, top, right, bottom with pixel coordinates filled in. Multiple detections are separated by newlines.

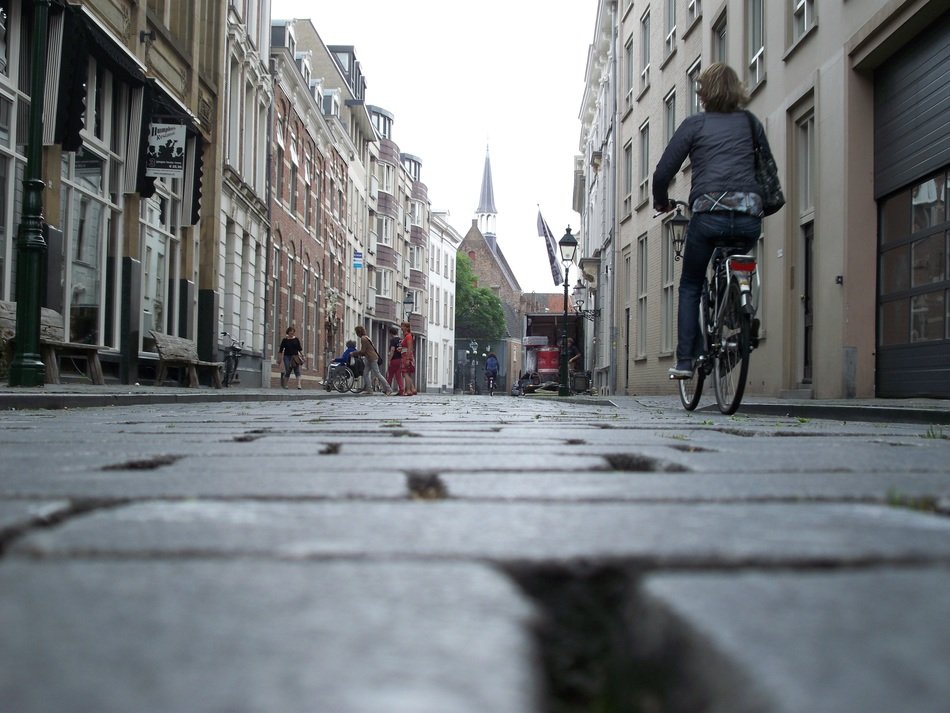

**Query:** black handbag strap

left=743, top=110, right=761, bottom=153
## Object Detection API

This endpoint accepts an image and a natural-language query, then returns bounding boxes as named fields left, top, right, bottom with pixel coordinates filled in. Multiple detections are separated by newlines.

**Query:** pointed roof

left=476, top=146, right=497, bottom=215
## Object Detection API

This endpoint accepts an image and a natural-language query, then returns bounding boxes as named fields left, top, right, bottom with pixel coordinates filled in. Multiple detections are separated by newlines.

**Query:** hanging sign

left=353, top=251, right=363, bottom=269
left=145, top=123, right=187, bottom=178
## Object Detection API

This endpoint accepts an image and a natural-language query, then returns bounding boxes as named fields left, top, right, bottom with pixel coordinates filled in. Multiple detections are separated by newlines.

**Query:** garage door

left=875, top=12, right=950, bottom=397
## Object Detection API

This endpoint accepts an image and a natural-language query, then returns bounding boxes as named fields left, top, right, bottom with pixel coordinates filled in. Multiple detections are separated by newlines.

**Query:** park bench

left=149, top=330, right=223, bottom=388
left=0, top=300, right=105, bottom=385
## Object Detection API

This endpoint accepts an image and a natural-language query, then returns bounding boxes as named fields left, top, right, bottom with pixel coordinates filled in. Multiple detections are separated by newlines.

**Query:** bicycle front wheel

left=713, top=280, right=751, bottom=415
left=679, top=284, right=710, bottom=411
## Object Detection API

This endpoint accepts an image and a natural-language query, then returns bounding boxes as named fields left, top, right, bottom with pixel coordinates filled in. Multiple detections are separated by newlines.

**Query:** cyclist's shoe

left=750, top=318, right=761, bottom=349
left=668, top=360, right=694, bottom=380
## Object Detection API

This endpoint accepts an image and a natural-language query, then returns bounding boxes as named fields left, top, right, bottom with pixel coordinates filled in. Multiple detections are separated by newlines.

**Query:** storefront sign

left=145, top=123, right=187, bottom=178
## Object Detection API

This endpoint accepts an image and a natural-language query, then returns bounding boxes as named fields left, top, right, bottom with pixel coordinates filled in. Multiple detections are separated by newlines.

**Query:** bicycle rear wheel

left=713, top=280, right=751, bottom=415
left=679, top=285, right=710, bottom=411
left=223, top=355, right=236, bottom=387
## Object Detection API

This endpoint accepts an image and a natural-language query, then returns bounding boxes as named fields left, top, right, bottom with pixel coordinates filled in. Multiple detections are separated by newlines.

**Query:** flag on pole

left=537, top=209, right=563, bottom=286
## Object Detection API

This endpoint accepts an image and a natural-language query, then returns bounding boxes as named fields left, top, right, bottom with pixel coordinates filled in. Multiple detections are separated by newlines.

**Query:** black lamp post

left=8, top=0, right=51, bottom=386
left=668, top=207, right=690, bottom=260
left=558, top=227, right=578, bottom=396
left=402, top=289, right=414, bottom=319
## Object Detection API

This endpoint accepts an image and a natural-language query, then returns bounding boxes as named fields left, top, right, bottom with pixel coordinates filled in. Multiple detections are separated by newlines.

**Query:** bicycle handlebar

left=652, top=198, right=690, bottom=219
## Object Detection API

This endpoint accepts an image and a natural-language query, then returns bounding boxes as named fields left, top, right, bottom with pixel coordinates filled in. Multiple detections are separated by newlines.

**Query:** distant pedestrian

left=566, top=338, right=582, bottom=372
left=278, top=327, right=304, bottom=389
left=399, top=321, right=417, bottom=396
left=355, top=325, right=392, bottom=395
left=386, top=326, right=404, bottom=395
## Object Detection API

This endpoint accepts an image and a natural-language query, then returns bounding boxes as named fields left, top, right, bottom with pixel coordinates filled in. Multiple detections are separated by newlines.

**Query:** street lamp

left=668, top=207, right=690, bottom=260
left=8, top=0, right=51, bottom=386
left=402, top=289, right=414, bottom=318
left=572, top=281, right=601, bottom=321
left=558, top=227, right=578, bottom=396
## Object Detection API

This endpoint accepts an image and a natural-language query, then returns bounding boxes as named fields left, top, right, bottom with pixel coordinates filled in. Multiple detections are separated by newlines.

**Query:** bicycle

left=664, top=203, right=760, bottom=415
left=485, top=372, right=496, bottom=396
left=220, top=331, right=244, bottom=387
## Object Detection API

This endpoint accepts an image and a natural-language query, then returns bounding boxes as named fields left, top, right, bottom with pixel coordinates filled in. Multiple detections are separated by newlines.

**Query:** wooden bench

left=150, top=330, right=223, bottom=388
left=0, top=300, right=105, bottom=385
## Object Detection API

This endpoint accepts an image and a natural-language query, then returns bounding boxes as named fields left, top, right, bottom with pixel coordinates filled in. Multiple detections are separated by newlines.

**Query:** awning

left=54, top=6, right=147, bottom=152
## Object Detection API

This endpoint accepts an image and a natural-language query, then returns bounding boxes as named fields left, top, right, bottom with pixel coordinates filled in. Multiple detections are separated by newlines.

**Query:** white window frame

left=688, top=59, right=702, bottom=116
left=687, top=0, right=702, bottom=25
left=661, top=224, right=675, bottom=354
left=747, top=0, right=765, bottom=87
left=664, top=90, right=676, bottom=145
left=623, top=142, right=633, bottom=216
left=376, top=215, right=394, bottom=247
left=792, top=0, right=815, bottom=43
left=638, top=121, right=650, bottom=206
left=664, top=0, right=676, bottom=59
left=639, top=10, right=651, bottom=94
left=636, top=234, right=648, bottom=358
left=713, top=13, right=728, bottom=65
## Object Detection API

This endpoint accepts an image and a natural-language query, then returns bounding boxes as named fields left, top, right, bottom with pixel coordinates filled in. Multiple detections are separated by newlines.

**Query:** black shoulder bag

left=744, top=111, right=785, bottom=216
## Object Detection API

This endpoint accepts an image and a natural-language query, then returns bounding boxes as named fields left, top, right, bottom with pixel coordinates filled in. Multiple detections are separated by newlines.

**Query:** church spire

left=476, top=146, right=497, bottom=240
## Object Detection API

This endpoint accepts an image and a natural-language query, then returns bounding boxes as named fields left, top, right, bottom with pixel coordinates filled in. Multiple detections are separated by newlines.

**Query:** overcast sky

left=271, top=0, right=596, bottom=294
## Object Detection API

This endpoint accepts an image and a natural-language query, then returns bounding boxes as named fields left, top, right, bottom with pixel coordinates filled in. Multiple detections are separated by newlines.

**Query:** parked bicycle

left=220, top=331, right=244, bottom=387
left=664, top=202, right=760, bottom=415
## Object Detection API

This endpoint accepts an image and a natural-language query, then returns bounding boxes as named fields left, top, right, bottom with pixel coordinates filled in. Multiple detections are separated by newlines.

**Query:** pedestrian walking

left=386, top=326, right=404, bottom=395
left=278, top=327, right=304, bottom=389
left=399, top=321, right=418, bottom=396
left=355, top=325, right=393, bottom=395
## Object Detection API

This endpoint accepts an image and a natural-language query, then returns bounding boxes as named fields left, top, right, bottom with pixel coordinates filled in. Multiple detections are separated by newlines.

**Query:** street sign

left=353, top=251, right=363, bottom=269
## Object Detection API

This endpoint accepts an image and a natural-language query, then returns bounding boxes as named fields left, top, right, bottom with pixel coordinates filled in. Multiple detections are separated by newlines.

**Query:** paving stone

left=640, top=568, right=950, bottom=713
left=12, top=500, right=950, bottom=565
left=0, top=501, right=70, bottom=534
left=0, top=560, right=539, bottom=713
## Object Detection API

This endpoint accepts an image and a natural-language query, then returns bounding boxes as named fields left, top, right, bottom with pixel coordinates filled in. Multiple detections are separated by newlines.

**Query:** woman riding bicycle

left=652, top=63, right=776, bottom=380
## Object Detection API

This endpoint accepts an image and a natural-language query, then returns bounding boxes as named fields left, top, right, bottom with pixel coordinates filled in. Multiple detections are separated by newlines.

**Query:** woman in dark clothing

left=386, top=326, right=403, bottom=395
left=278, top=326, right=304, bottom=389
left=652, top=63, right=779, bottom=379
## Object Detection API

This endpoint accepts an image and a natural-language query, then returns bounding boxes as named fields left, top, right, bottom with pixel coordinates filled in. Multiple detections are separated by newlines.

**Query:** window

left=662, top=223, right=675, bottom=353
left=713, top=13, right=727, bottom=64
left=687, top=0, right=702, bottom=25
left=377, top=215, right=393, bottom=247
left=624, top=35, right=635, bottom=107
left=304, top=156, right=312, bottom=228
left=792, top=0, right=815, bottom=43
left=747, top=0, right=765, bottom=87
left=638, top=122, right=650, bottom=206
left=797, top=110, right=815, bottom=215
left=380, top=162, right=394, bottom=195
left=140, top=180, right=182, bottom=346
left=878, top=172, right=949, bottom=347
left=623, top=142, right=633, bottom=216
left=664, top=0, right=676, bottom=59
left=637, top=234, right=648, bottom=357
left=376, top=268, right=394, bottom=300
left=639, top=11, right=651, bottom=94
left=688, top=59, right=702, bottom=116
left=664, top=90, right=676, bottom=145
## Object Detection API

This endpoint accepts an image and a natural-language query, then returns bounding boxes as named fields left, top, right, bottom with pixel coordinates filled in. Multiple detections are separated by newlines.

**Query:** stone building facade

left=587, top=0, right=950, bottom=398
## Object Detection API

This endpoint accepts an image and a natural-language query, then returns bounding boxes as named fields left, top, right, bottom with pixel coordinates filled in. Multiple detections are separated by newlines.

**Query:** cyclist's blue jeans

left=677, top=211, right=761, bottom=364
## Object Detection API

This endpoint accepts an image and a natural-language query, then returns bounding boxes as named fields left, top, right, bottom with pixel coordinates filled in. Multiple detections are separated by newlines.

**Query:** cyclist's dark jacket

left=485, top=355, right=499, bottom=374
left=653, top=111, right=775, bottom=208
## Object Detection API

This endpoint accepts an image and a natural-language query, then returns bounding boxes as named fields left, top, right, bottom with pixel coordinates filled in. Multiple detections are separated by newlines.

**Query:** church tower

left=476, top=146, right=497, bottom=246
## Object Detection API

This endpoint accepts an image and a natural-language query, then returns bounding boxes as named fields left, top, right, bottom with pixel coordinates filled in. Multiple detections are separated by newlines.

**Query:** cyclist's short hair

left=698, top=63, right=749, bottom=113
